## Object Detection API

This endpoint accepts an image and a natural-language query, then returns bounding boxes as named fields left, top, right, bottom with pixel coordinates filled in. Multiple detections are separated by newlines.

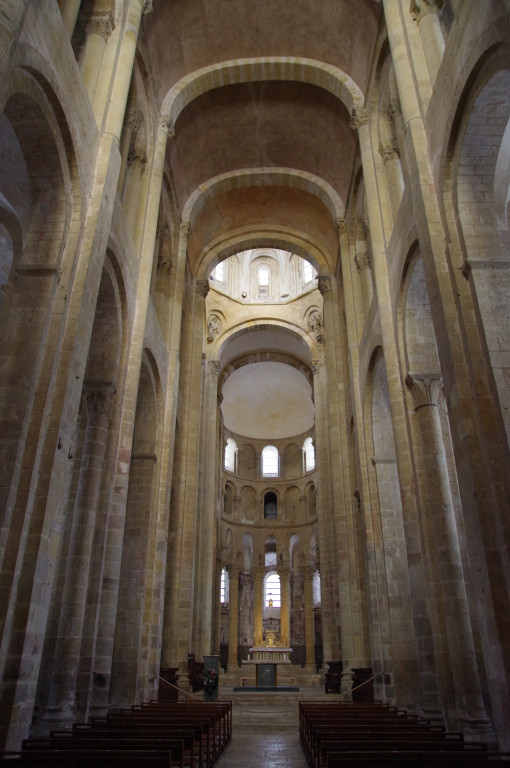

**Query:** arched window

left=224, top=438, right=237, bottom=472
left=264, top=572, right=281, bottom=607
left=303, top=437, right=315, bottom=472
left=258, top=265, right=269, bottom=298
left=264, top=491, right=277, bottom=519
left=220, top=568, right=229, bottom=603
left=303, top=260, right=313, bottom=283
left=313, top=570, right=321, bottom=606
left=212, top=261, right=225, bottom=283
left=262, top=445, right=279, bottom=477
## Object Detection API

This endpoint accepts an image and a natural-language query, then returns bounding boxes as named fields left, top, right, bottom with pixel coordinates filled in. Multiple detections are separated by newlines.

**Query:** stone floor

left=214, top=687, right=332, bottom=767
left=215, top=729, right=308, bottom=767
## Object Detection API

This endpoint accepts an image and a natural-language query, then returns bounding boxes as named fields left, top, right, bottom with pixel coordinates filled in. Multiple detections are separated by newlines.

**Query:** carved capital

left=180, top=220, right=191, bottom=240
left=159, top=115, right=175, bottom=138
left=311, top=362, right=320, bottom=375
left=82, top=382, right=116, bottom=417
left=208, top=360, right=221, bottom=375
left=317, top=276, right=331, bottom=296
left=125, top=109, right=141, bottom=132
left=385, top=103, right=402, bottom=124
left=379, top=142, right=400, bottom=164
left=405, top=374, right=442, bottom=410
left=85, top=10, right=115, bottom=40
left=138, top=0, right=153, bottom=14
left=335, top=217, right=347, bottom=236
left=350, top=106, right=369, bottom=133
left=410, top=0, right=445, bottom=21
left=156, top=222, right=170, bottom=242
left=196, top=280, right=210, bottom=299
left=354, top=252, right=371, bottom=272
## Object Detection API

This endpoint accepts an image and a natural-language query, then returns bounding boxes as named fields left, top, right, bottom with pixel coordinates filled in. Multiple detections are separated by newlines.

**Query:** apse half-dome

left=221, top=361, right=314, bottom=439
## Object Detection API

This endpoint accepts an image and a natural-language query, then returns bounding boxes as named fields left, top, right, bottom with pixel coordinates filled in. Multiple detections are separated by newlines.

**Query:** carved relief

left=207, top=313, right=222, bottom=342
left=308, top=311, right=323, bottom=343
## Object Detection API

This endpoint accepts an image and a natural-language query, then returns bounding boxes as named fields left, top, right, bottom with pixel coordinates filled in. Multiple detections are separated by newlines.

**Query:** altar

left=238, top=634, right=297, bottom=690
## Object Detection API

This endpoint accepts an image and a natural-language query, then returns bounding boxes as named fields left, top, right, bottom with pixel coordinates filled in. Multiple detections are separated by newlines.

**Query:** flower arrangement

left=203, top=668, right=218, bottom=687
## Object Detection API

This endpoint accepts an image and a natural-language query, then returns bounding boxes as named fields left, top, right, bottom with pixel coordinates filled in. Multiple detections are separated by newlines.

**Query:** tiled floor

left=216, top=730, right=308, bottom=767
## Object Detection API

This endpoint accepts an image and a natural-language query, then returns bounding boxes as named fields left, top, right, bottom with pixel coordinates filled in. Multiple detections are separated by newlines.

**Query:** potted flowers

left=202, top=668, right=218, bottom=701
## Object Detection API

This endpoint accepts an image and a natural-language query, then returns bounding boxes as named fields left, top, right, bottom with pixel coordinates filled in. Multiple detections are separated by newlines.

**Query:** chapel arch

left=0, top=82, right=76, bottom=587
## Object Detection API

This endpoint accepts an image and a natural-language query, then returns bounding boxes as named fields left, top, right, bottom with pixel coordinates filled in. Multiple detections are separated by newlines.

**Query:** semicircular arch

left=161, top=57, right=364, bottom=132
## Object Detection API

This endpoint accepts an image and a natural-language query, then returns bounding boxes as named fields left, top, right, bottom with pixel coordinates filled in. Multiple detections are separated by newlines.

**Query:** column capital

left=379, top=142, right=400, bottom=165
left=137, top=0, right=154, bottom=14
left=385, top=103, right=402, bottom=124
left=82, top=381, right=116, bottom=416
left=158, top=114, right=175, bottom=138
left=354, top=252, right=371, bottom=272
left=84, top=10, right=115, bottom=40
left=335, top=217, right=347, bottom=236
left=350, top=106, right=369, bottom=133
left=410, top=0, right=445, bottom=21
left=405, top=373, right=442, bottom=410
left=208, top=360, right=220, bottom=375
left=125, top=109, right=142, bottom=131
left=196, top=280, right=210, bottom=299
left=180, top=219, right=191, bottom=240
left=317, top=276, right=331, bottom=296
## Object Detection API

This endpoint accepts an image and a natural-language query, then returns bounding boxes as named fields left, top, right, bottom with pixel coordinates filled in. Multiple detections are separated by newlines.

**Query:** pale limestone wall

left=0, top=0, right=509, bottom=754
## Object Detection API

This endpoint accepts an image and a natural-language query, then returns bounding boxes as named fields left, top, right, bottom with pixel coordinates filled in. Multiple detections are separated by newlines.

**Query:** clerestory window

left=262, top=445, right=279, bottom=477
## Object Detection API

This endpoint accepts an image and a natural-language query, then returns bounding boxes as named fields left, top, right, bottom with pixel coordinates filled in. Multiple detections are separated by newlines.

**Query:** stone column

left=407, top=375, right=491, bottom=736
left=117, top=109, right=141, bottom=196
left=80, top=10, right=115, bottom=106
left=58, top=0, right=81, bottom=37
left=45, top=382, right=115, bottom=725
left=303, top=566, right=316, bottom=669
left=161, top=220, right=191, bottom=672
left=227, top=567, right=240, bottom=670
left=383, top=2, right=510, bottom=745
left=410, top=0, right=445, bottom=85
left=354, top=251, right=373, bottom=318
left=379, top=142, right=405, bottom=218
left=253, top=566, right=264, bottom=646
left=279, top=566, right=290, bottom=647
left=351, top=105, right=426, bottom=709
left=195, top=357, right=221, bottom=656
left=102, top=0, right=153, bottom=140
